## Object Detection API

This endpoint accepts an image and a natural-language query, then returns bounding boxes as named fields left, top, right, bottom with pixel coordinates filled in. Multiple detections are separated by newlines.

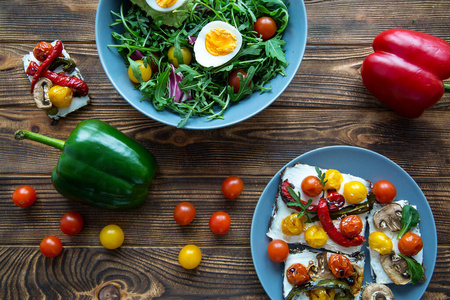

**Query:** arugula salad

left=110, top=0, right=290, bottom=128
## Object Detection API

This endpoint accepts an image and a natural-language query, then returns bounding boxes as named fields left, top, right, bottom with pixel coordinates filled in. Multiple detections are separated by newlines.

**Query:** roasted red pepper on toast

left=361, top=29, right=450, bottom=118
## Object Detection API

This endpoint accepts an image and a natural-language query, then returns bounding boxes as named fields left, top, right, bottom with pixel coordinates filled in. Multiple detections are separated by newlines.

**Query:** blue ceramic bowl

left=95, top=0, right=307, bottom=129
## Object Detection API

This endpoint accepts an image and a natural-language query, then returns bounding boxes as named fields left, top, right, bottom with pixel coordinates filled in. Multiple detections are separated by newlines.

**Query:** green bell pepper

left=14, top=119, right=157, bottom=209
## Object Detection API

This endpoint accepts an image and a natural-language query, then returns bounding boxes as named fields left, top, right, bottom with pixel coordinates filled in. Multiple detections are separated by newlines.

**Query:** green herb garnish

left=315, top=166, right=328, bottom=197
left=286, top=186, right=314, bottom=223
left=397, top=205, right=420, bottom=240
left=399, top=254, right=424, bottom=285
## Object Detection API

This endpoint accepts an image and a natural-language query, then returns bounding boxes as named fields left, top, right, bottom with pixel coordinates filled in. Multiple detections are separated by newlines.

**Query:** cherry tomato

left=301, top=176, right=323, bottom=197
left=304, top=225, right=328, bottom=248
left=398, top=232, right=423, bottom=257
left=99, top=224, right=124, bottom=249
left=228, top=70, right=249, bottom=93
left=128, top=60, right=152, bottom=83
left=343, top=181, right=367, bottom=204
left=60, top=212, right=84, bottom=235
left=222, top=176, right=244, bottom=199
left=281, top=213, right=305, bottom=236
left=48, top=85, right=73, bottom=108
left=40, top=236, right=63, bottom=258
left=168, top=46, right=192, bottom=67
left=328, top=254, right=354, bottom=278
left=286, top=263, right=310, bottom=286
left=209, top=211, right=231, bottom=235
left=372, top=180, right=397, bottom=204
left=33, top=41, right=54, bottom=62
left=178, top=244, right=202, bottom=269
left=254, top=17, right=277, bottom=40
left=174, top=202, right=196, bottom=225
left=267, top=239, right=289, bottom=263
left=368, top=231, right=393, bottom=255
left=340, top=215, right=363, bottom=239
left=12, top=186, right=36, bottom=207
left=324, top=169, right=343, bottom=191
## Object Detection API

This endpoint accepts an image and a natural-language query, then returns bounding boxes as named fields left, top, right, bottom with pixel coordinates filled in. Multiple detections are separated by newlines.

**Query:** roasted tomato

left=328, top=254, right=354, bottom=278
left=368, top=231, right=393, bottom=255
left=286, top=263, right=310, bottom=286
left=340, top=215, right=363, bottom=239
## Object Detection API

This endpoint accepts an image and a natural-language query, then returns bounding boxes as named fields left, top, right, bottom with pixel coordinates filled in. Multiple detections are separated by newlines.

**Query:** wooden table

left=0, top=0, right=449, bottom=298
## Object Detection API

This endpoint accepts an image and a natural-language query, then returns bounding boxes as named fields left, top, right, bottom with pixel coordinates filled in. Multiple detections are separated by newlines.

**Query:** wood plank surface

left=0, top=0, right=449, bottom=298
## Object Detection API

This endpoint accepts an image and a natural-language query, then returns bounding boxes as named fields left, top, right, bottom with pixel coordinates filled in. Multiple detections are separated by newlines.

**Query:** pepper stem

left=14, top=130, right=65, bottom=151
left=445, top=83, right=450, bottom=92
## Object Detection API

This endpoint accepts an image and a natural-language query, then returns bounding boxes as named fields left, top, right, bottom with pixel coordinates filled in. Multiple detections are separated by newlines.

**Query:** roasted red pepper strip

left=27, top=61, right=89, bottom=96
left=361, top=29, right=450, bottom=118
left=317, top=198, right=365, bottom=247
left=30, top=40, right=63, bottom=94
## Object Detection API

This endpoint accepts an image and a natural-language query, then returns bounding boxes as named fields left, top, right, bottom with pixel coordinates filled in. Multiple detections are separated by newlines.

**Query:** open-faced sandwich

left=283, top=248, right=365, bottom=300
left=267, top=163, right=375, bottom=255
left=367, top=200, right=425, bottom=285
left=23, top=40, right=90, bottom=120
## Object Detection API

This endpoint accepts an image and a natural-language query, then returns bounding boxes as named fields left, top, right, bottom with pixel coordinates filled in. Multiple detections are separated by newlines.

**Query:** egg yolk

left=343, top=181, right=367, bottom=204
left=281, top=213, right=305, bottom=236
left=205, top=28, right=237, bottom=56
left=324, top=169, right=343, bottom=191
left=156, top=0, right=178, bottom=8
left=304, top=225, right=328, bottom=248
left=368, top=231, right=393, bottom=255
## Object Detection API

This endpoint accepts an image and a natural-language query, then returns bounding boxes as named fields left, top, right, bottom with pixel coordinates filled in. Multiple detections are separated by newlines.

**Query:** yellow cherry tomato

left=128, top=60, right=152, bottom=83
left=343, top=181, right=367, bottom=204
left=178, top=244, right=202, bottom=269
left=304, top=225, right=328, bottom=248
left=324, top=169, right=343, bottom=191
left=99, top=224, right=124, bottom=250
left=281, top=213, right=305, bottom=236
left=168, top=46, right=192, bottom=67
left=368, top=231, right=393, bottom=255
left=48, top=85, right=73, bottom=108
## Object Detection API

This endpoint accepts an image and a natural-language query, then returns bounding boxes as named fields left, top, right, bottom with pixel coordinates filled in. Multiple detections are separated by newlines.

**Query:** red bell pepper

left=361, top=29, right=450, bottom=118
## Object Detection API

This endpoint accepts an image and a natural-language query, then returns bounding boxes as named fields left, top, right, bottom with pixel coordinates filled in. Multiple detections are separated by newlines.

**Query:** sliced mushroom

left=362, top=283, right=394, bottom=300
left=33, top=78, right=53, bottom=109
left=373, top=203, right=402, bottom=231
left=379, top=251, right=410, bottom=285
left=307, top=252, right=336, bottom=281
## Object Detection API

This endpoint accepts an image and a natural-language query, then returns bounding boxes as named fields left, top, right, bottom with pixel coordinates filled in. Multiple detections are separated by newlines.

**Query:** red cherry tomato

left=209, top=211, right=231, bottom=235
left=254, top=16, right=277, bottom=40
left=228, top=70, right=249, bottom=93
left=267, top=239, right=289, bottom=262
left=340, top=215, right=363, bottom=239
left=40, top=236, right=63, bottom=258
left=222, top=176, right=244, bottom=199
left=173, top=202, right=196, bottom=225
left=301, top=176, right=323, bottom=198
left=60, top=212, right=84, bottom=235
left=286, top=263, right=310, bottom=286
left=372, top=180, right=397, bottom=204
left=398, top=232, right=423, bottom=256
left=12, top=186, right=36, bottom=207
left=328, top=254, right=354, bottom=278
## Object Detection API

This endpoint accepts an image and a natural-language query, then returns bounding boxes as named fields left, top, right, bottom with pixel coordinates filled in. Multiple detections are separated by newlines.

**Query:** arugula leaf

left=265, top=37, right=287, bottom=63
left=397, top=205, right=420, bottom=240
left=286, top=186, right=314, bottom=223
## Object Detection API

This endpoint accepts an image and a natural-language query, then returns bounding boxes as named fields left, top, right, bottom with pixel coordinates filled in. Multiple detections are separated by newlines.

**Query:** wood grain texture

left=1, top=0, right=449, bottom=298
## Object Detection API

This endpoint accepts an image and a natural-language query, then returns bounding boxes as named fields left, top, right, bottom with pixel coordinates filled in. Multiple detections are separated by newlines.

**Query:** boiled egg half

left=145, top=0, right=188, bottom=12
left=194, top=21, right=242, bottom=68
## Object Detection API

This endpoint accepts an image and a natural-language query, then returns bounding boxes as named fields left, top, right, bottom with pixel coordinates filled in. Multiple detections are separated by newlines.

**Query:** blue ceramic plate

left=250, top=146, right=437, bottom=299
left=95, top=0, right=307, bottom=129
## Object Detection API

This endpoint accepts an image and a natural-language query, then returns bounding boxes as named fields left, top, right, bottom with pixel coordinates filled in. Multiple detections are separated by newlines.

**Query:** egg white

left=193, top=21, right=243, bottom=67
left=145, top=0, right=188, bottom=12
left=283, top=249, right=365, bottom=300
left=367, top=200, right=423, bottom=284
left=266, top=163, right=371, bottom=255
